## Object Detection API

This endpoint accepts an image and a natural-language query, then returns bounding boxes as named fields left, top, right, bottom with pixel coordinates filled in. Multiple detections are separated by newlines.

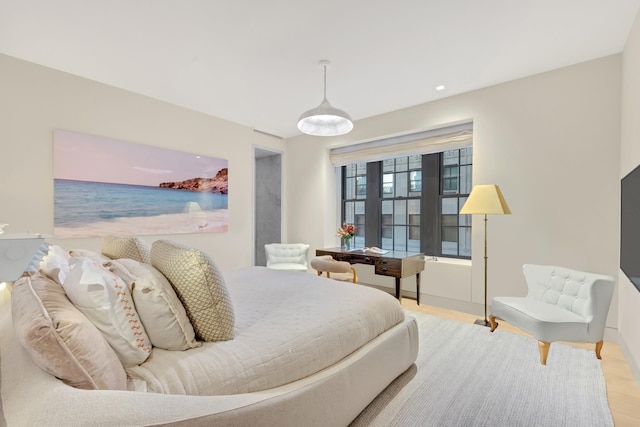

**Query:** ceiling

left=1, top=0, right=639, bottom=139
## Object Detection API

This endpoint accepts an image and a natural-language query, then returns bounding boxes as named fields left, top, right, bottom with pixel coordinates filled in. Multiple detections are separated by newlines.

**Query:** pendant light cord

left=323, top=64, right=327, bottom=99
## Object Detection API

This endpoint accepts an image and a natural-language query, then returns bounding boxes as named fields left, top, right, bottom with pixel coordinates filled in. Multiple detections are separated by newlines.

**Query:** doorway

left=254, top=147, right=282, bottom=266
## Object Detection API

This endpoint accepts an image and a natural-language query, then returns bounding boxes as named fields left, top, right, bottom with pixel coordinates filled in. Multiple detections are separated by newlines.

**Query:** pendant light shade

left=298, top=60, right=353, bottom=136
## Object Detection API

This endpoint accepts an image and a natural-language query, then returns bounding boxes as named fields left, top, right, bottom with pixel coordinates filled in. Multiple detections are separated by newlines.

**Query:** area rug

left=351, top=310, right=613, bottom=427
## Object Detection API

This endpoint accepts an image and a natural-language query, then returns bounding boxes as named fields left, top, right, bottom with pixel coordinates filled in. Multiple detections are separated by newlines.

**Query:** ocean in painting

left=54, top=179, right=228, bottom=228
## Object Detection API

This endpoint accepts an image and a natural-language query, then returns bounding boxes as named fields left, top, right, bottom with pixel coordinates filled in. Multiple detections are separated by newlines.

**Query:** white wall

left=620, top=10, right=640, bottom=383
left=0, top=54, right=285, bottom=271
left=286, top=55, right=622, bottom=330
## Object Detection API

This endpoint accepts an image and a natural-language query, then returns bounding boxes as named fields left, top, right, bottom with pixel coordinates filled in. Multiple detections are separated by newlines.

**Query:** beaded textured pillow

left=151, top=240, right=235, bottom=342
left=101, top=235, right=151, bottom=264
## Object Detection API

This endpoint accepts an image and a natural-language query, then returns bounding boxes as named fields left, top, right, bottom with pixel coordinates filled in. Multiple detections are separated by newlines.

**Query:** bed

left=0, top=241, right=418, bottom=426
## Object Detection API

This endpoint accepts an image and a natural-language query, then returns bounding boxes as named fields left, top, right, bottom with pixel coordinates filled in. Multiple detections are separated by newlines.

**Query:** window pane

left=356, top=176, right=367, bottom=198
left=383, top=173, right=394, bottom=197
left=442, top=198, right=458, bottom=214
left=394, top=200, right=407, bottom=225
left=409, top=171, right=422, bottom=196
left=396, top=172, right=408, bottom=197
left=459, top=227, right=471, bottom=257
left=383, top=159, right=394, bottom=173
left=409, top=155, right=421, bottom=170
left=442, top=227, right=458, bottom=255
left=356, top=162, right=366, bottom=175
left=346, top=164, right=356, bottom=177
left=345, top=177, right=355, bottom=199
left=458, top=197, right=471, bottom=226
left=394, top=226, right=407, bottom=250
left=396, top=157, right=408, bottom=172
left=382, top=200, right=393, bottom=217
left=442, top=215, right=458, bottom=226
left=344, top=202, right=355, bottom=224
left=408, top=226, right=420, bottom=252
left=460, top=165, right=472, bottom=195
left=443, top=150, right=459, bottom=165
left=460, top=147, right=473, bottom=165
left=408, top=199, right=420, bottom=223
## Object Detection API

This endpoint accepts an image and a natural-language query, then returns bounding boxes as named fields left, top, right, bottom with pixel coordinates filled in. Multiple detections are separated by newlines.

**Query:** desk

left=315, top=248, right=425, bottom=304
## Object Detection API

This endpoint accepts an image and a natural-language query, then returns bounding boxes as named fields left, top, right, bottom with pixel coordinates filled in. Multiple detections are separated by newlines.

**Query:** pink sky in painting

left=53, top=130, right=227, bottom=187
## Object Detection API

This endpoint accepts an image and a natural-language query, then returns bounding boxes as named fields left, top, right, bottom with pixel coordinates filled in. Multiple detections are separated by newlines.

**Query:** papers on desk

left=347, top=247, right=389, bottom=254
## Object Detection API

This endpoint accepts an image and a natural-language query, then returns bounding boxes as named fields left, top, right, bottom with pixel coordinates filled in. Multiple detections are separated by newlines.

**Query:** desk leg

left=416, top=272, right=421, bottom=305
left=395, top=277, right=401, bottom=303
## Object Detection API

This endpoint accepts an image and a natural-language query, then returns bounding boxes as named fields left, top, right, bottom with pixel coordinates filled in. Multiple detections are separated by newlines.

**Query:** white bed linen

left=126, top=266, right=405, bottom=395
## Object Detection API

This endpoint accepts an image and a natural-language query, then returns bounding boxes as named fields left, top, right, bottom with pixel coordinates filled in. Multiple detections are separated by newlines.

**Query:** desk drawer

left=375, top=258, right=402, bottom=277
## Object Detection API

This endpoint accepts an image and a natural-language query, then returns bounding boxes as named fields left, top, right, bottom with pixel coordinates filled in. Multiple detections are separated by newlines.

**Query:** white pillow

left=107, top=259, right=201, bottom=351
left=62, top=257, right=152, bottom=367
left=39, top=244, right=71, bottom=285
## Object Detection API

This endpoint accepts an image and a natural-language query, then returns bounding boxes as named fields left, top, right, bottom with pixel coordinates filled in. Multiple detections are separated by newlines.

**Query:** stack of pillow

left=11, top=236, right=235, bottom=391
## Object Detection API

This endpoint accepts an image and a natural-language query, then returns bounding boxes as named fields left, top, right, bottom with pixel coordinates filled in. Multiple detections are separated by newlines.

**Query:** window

left=341, top=147, right=472, bottom=258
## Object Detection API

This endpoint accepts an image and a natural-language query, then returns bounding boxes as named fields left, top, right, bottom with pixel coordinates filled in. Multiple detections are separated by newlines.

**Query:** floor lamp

left=459, top=185, right=511, bottom=327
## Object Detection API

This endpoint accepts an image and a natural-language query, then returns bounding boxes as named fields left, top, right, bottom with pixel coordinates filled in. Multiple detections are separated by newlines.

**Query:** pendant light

left=297, top=60, right=353, bottom=136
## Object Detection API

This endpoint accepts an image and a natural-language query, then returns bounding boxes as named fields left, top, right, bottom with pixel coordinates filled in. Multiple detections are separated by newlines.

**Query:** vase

left=344, top=238, right=351, bottom=250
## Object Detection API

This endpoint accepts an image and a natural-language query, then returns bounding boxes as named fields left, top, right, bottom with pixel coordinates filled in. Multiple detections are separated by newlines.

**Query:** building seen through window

left=341, top=147, right=472, bottom=258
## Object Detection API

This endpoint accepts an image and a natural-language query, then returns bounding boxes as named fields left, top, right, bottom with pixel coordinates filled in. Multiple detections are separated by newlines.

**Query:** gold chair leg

left=538, top=341, right=551, bottom=365
left=316, top=271, right=322, bottom=276
left=595, top=340, right=604, bottom=360
left=350, top=266, right=357, bottom=284
left=489, top=316, right=499, bottom=332
left=327, top=272, right=331, bottom=279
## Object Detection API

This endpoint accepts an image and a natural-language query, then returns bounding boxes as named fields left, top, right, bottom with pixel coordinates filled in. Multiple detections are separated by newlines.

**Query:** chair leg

left=489, top=316, right=499, bottom=332
left=350, top=266, right=357, bottom=284
left=595, top=340, right=604, bottom=360
left=316, top=271, right=322, bottom=276
left=538, top=341, right=551, bottom=365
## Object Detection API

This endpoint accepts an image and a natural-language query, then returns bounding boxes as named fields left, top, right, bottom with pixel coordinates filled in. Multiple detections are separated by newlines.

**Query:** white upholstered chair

left=489, top=264, right=615, bottom=365
left=264, top=243, right=309, bottom=272
left=310, top=255, right=357, bottom=283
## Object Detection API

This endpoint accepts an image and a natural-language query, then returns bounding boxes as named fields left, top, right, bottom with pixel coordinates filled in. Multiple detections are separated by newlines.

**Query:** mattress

left=126, top=266, right=405, bottom=396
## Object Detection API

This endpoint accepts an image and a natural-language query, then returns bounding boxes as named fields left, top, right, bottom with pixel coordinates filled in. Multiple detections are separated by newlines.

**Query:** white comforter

left=126, top=267, right=405, bottom=396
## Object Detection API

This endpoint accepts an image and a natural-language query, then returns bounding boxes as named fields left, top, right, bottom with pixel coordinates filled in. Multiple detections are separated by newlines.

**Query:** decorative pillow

left=11, top=273, right=127, bottom=390
left=69, top=248, right=111, bottom=265
left=62, top=257, right=152, bottom=367
left=151, top=240, right=235, bottom=342
left=101, top=235, right=151, bottom=264
left=107, top=258, right=201, bottom=351
left=39, top=245, right=71, bottom=285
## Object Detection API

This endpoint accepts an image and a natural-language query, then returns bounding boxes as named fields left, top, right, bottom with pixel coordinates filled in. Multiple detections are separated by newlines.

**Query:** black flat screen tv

left=621, top=163, right=640, bottom=292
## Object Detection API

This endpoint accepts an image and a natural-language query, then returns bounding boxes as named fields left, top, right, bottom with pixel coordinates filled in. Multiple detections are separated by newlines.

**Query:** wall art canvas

left=53, top=130, right=228, bottom=237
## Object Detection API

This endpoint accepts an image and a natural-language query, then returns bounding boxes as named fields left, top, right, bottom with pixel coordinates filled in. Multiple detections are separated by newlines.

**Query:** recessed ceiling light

left=436, top=85, right=446, bottom=91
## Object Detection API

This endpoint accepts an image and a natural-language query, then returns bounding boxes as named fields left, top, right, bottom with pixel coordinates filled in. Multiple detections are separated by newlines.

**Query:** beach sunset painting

left=53, top=130, right=229, bottom=237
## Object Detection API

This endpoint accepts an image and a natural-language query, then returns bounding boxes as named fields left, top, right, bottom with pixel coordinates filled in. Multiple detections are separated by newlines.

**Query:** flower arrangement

left=338, top=222, right=356, bottom=249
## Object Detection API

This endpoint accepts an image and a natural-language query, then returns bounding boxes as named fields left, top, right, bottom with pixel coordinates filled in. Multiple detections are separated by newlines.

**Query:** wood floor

left=401, top=299, right=640, bottom=427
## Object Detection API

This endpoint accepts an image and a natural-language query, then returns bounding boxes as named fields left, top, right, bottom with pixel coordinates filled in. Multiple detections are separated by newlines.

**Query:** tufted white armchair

left=489, top=264, right=615, bottom=365
left=264, top=243, right=310, bottom=272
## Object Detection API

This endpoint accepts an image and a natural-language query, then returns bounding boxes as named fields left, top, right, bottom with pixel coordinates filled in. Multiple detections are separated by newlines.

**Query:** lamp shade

left=459, top=184, right=511, bottom=215
left=297, top=98, right=353, bottom=136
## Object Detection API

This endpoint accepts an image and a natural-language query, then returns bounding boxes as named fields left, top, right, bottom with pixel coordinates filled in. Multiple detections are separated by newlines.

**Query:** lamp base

left=474, top=318, right=491, bottom=327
